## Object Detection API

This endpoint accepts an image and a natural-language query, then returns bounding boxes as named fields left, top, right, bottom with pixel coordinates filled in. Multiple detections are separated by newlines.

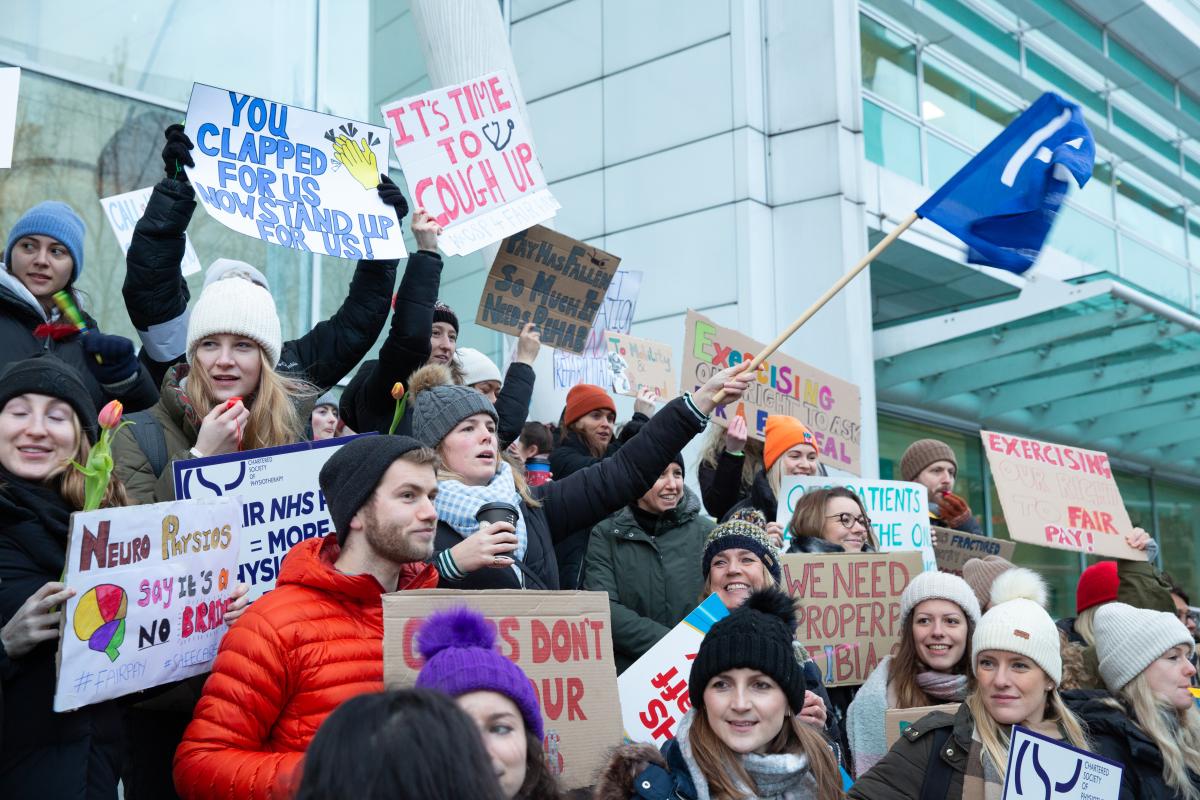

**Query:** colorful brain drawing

left=73, top=584, right=128, bottom=662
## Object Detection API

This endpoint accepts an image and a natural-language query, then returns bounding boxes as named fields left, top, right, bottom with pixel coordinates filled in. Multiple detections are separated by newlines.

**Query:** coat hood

left=0, top=267, right=51, bottom=322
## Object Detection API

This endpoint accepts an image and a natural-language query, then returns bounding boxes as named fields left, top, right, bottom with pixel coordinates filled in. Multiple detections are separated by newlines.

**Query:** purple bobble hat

left=415, top=607, right=544, bottom=740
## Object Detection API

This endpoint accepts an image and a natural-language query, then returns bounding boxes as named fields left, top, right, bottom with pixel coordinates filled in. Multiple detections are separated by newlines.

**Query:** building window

left=860, top=14, right=918, bottom=114
left=863, top=99, right=922, bottom=183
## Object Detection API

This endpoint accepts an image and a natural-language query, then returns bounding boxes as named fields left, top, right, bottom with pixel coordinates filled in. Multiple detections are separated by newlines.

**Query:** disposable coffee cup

left=476, top=501, right=519, bottom=527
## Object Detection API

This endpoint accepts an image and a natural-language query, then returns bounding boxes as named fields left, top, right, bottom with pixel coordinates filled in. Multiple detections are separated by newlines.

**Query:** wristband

left=724, top=450, right=744, bottom=457
left=435, top=549, right=465, bottom=581
left=189, top=447, right=204, bottom=459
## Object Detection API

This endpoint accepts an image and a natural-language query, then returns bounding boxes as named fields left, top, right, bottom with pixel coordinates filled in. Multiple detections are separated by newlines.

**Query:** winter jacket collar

left=278, top=534, right=440, bottom=603
left=1065, top=691, right=1165, bottom=768
left=615, top=487, right=702, bottom=539
left=158, top=364, right=204, bottom=441
left=0, top=268, right=51, bottom=322
left=561, top=428, right=618, bottom=461
left=791, top=536, right=849, bottom=554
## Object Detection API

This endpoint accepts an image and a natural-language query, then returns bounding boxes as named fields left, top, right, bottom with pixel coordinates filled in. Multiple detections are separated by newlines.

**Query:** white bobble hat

left=900, top=570, right=982, bottom=624
left=971, top=568, right=1061, bottom=684
left=1093, top=602, right=1195, bottom=692
left=456, top=347, right=502, bottom=388
left=186, top=267, right=282, bottom=368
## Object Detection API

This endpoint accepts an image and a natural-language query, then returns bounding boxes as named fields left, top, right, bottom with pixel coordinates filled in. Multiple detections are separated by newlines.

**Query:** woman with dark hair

left=785, top=486, right=878, bottom=554
left=846, top=570, right=983, bottom=777
left=415, top=607, right=562, bottom=800
left=594, top=588, right=846, bottom=799
left=293, top=688, right=506, bottom=800
left=0, top=356, right=129, bottom=797
left=696, top=414, right=764, bottom=520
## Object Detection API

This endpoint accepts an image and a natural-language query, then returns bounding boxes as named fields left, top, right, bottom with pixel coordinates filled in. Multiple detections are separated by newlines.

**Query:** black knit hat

left=701, top=507, right=781, bottom=582
left=689, top=588, right=806, bottom=713
left=319, top=435, right=432, bottom=545
left=0, top=355, right=98, bottom=442
left=433, top=300, right=459, bottom=334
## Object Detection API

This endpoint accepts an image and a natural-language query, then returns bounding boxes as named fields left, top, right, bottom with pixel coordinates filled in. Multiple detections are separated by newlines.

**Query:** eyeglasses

left=826, top=512, right=871, bottom=530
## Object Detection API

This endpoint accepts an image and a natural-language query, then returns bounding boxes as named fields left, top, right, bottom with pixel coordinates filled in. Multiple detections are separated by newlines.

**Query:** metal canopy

left=874, top=277, right=1200, bottom=477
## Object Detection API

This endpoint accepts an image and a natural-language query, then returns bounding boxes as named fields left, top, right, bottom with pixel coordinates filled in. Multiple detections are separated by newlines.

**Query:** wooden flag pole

left=711, top=211, right=919, bottom=404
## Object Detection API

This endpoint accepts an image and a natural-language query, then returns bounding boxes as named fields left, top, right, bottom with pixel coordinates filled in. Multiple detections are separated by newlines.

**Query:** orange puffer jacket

left=173, top=534, right=439, bottom=800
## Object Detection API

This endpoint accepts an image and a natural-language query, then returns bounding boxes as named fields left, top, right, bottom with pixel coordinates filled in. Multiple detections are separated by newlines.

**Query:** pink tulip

left=98, top=400, right=123, bottom=430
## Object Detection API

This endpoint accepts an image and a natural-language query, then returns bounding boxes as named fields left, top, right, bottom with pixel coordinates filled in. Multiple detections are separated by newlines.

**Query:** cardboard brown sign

left=981, top=430, right=1144, bottom=560
left=680, top=309, right=863, bottom=474
left=778, top=551, right=923, bottom=687
left=382, top=590, right=621, bottom=790
left=476, top=226, right=620, bottom=353
left=605, top=331, right=676, bottom=400
left=931, top=527, right=1016, bottom=576
left=885, top=703, right=961, bottom=747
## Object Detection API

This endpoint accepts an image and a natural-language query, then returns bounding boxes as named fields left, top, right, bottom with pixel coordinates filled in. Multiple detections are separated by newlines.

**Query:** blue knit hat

left=5, top=202, right=87, bottom=282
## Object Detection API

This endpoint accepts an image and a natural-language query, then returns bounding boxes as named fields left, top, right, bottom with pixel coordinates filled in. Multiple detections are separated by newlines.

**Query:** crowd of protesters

left=1, top=123, right=1198, bottom=800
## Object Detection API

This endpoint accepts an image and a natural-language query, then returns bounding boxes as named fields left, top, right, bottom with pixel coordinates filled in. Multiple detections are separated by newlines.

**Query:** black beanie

left=319, top=435, right=431, bottom=545
left=433, top=300, right=459, bottom=334
left=688, top=587, right=806, bottom=713
left=0, top=355, right=98, bottom=442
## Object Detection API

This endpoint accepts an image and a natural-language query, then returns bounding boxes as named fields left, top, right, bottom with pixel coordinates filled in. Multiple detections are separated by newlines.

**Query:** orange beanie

left=763, top=415, right=817, bottom=470
left=564, top=384, right=616, bottom=427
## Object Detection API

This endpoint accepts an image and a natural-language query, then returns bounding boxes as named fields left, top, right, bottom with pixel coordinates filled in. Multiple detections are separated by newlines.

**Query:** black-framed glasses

left=826, top=512, right=870, bottom=530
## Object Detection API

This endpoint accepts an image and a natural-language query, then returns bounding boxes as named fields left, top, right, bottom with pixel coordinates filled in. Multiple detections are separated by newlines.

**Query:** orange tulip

left=98, top=399, right=123, bottom=430
left=391, top=382, right=405, bottom=400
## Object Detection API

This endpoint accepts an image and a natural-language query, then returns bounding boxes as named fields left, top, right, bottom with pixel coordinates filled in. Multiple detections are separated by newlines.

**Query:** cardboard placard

left=0, top=67, right=18, bottom=169
left=931, top=526, right=1016, bottom=576
left=777, top=477, right=937, bottom=574
left=553, top=269, right=642, bottom=390
left=779, top=551, right=923, bottom=687
left=382, top=590, right=620, bottom=790
left=475, top=226, right=620, bottom=353
left=981, top=430, right=1143, bottom=560
left=605, top=331, right=676, bottom=400
left=681, top=309, right=863, bottom=474
left=618, top=594, right=728, bottom=744
left=174, top=435, right=371, bottom=599
left=184, top=83, right=406, bottom=260
left=884, top=703, right=961, bottom=747
left=1002, top=725, right=1123, bottom=799
left=380, top=70, right=559, bottom=256
left=54, top=497, right=242, bottom=712
left=101, top=186, right=203, bottom=276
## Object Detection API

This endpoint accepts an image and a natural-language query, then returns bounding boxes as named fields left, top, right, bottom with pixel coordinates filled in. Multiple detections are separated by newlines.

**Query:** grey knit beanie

left=1093, top=602, right=1195, bottom=692
left=409, top=364, right=499, bottom=449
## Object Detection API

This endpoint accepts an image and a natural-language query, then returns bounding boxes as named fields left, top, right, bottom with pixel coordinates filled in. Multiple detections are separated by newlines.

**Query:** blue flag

left=916, top=92, right=1094, bottom=274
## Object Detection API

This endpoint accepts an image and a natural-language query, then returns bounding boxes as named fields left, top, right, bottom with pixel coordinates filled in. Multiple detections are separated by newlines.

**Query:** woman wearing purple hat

left=416, top=607, right=563, bottom=800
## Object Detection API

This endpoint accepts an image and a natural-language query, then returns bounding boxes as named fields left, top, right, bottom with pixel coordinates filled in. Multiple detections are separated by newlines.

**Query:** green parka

left=583, top=488, right=714, bottom=673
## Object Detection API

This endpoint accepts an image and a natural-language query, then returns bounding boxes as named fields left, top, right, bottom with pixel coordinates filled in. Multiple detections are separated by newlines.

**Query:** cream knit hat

left=1093, top=602, right=1195, bottom=692
left=972, top=569, right=1061, bottom=684
left=900, top=570, right=982, bottom=624
left=186, top=268, right=282, bottom=368
left=456, top=347, right=502, bottom=387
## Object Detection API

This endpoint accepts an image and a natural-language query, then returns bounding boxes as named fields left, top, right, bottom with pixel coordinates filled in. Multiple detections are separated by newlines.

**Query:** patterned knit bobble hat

left=415, top=607, right=544, bottom=740
left=702, top=507, right=781, bottom=582
left=689, top=588, right=807, bottom=713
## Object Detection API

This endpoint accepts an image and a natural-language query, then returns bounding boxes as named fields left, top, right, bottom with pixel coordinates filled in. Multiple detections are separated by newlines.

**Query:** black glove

left=163, top=123, right=195, bottom=182
left=82, top=333, right=140, bottom=387
left=376, top=173, right=409, bottom=222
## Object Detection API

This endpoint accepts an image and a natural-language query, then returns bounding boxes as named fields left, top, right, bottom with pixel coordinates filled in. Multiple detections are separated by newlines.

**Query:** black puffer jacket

left=122, top=178, right=397, bottom=390
left=1066, top=690, right=1200, bottom=800
left=0, top=271, right=158, bottom=413
left=720, top=469, right=777, bottom=523
left=0, top=471, right=124, bottom=799
left=434, top=396, right=707, bottom=592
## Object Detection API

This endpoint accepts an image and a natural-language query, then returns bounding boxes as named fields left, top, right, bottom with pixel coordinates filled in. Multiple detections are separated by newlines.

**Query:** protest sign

left=932, top=526, right=1015, bottom=576
left=553, top=269, right=642, bottom=390
left=0, top=67, right=18, bottom=169
left=605, top=331, right=676, bottom=400
left=778, top=476, right=937, bottom=573
left=382, top=590, right=620, bottom=790
left=173, top=435, right=369, bottom=600
left=380, top=70, right=559, bottom=256
left=475, top=226, right=619, bottom=353
left=981, top=430, right=1143, bottom=560
left=884, top=703, right=961, bottom=747
left=682, top=310, right=862, bottom=474
left=54, top=496, right=241, bottom=712
left=778, top=551, right=922, bottom=686
left=100, top=186, right=203, bottom=276
left=1002, top=725, right=1122, bottom=800
left=618, top=593, right=728, bottom=744
left=184, top=83, right=406, bottom=260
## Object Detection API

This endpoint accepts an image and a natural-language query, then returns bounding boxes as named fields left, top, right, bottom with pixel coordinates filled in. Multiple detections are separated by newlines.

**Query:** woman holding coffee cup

left=406, top=362, right=753, bottom=591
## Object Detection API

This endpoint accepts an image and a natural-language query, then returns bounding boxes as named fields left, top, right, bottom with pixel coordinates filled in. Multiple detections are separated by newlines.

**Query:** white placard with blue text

left=777, top=476, right=936, bottom=573
left=1002, top=725, right=1122, bottom=800
left=184, top=83, right=406, bottom=260
left=54, top=496, right=242, bottom=711
left=173, top=435, right=371, bottom=599
left=100, top=186, right=203, bottom=276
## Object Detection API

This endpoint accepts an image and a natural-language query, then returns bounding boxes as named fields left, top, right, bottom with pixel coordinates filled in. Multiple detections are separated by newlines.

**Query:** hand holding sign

left=1, top=582, right=75, bottom=658
left=691, top=363, right=755, bottom=415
